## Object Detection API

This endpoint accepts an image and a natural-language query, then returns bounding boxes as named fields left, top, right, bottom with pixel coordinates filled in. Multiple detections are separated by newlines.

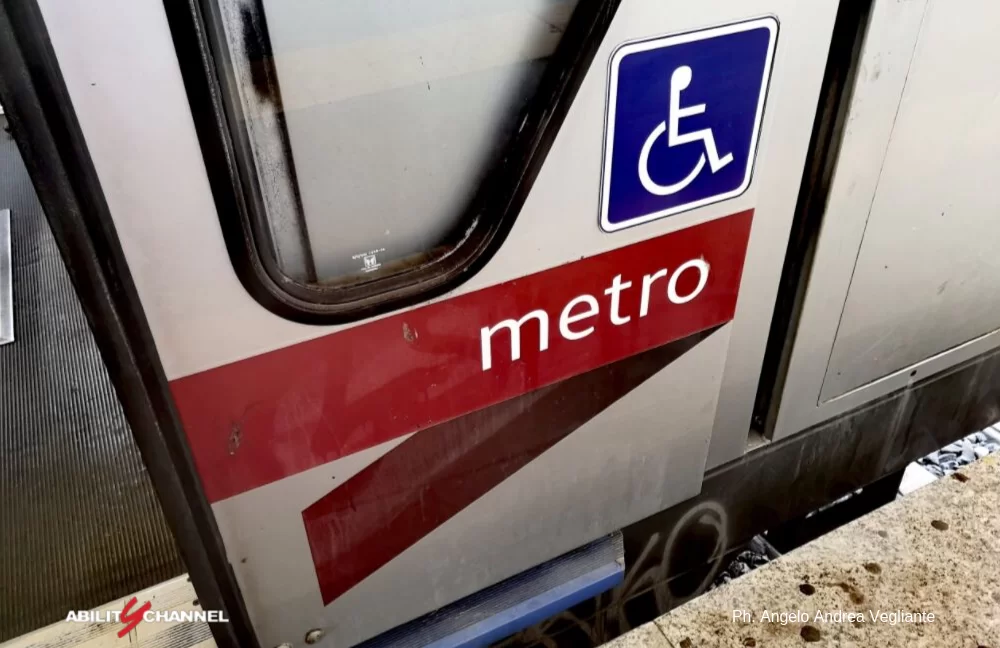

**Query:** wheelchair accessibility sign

left=599, top=17, right=777, bottom=231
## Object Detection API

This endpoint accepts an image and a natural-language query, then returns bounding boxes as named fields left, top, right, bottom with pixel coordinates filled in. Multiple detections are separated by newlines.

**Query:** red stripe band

left=170, top=210, right=753, bottom=502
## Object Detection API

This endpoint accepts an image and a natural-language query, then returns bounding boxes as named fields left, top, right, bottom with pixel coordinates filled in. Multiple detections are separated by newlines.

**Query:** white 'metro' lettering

left=559, top=295, right=600, bottom=340
left=669, top=259, right=710, bottom=304
left=480, top=310, right=549, bottom=371
left=604, top=274, right=633, bottom=325
left=480, top=259, right=710, bottom=371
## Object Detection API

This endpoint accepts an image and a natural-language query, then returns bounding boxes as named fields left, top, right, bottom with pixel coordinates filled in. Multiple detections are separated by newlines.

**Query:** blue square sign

left=599, top=17, right=777, bottom=231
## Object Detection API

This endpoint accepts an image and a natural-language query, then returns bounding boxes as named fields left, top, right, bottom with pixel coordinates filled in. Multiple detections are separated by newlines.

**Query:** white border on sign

left=598, top=16, right=779, bottom=233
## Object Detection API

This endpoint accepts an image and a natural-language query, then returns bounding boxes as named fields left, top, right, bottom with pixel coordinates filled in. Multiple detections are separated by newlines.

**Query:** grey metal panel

left=0, top=208, right=12, bottom=345
left=703, top=0, right=839, bottom=467
left=0, top=132, right=183, bottom=641
left=212, top=327, right=729, bottom=648
left=772, top=0, right=930, bottom=440
left=820, top=0, right=1000, bottom=400
left=773, top=0, right=1000, bottom=440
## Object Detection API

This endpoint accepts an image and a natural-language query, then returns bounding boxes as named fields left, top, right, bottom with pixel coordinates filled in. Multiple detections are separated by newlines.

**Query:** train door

left=764, top=0, right=1000, bottom=442
left=4, top=0, right=839, bottom=645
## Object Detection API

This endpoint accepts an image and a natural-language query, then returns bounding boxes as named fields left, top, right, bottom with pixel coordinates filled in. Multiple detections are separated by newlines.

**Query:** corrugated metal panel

left=0, top=208, right=12, bottom=345
left=0, top=132, right=183, bottom=640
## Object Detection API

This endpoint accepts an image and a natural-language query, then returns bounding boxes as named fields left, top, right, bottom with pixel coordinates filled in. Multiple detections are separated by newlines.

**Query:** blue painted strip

left=424, top=561, right=624, bottom=648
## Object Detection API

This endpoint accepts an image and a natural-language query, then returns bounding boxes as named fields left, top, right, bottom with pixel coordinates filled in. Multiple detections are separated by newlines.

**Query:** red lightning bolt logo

left=118, top=597, right=151, bottom=638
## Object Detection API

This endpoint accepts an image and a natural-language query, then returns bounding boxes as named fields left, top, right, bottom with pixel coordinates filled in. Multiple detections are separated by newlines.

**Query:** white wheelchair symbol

left=638, top=65, right=733, bottom=196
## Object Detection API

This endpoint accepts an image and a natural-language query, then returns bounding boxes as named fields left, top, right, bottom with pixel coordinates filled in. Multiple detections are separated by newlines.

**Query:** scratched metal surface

left=0, top=131, right=183, bottom=640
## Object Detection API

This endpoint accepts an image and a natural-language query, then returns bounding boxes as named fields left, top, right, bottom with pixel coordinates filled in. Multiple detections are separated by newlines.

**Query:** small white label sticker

left=351, top=247, right=386, bottom=273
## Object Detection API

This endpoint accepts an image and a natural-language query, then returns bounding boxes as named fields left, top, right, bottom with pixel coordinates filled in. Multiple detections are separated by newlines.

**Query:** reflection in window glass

left=215, top=0, right=579, bottom=284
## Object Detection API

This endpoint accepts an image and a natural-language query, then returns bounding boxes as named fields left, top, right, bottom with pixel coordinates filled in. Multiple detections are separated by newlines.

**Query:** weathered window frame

left=164, top=0, right=623, bottom=323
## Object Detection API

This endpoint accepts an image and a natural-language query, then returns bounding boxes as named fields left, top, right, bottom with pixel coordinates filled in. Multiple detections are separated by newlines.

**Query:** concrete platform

left=604, top=455, right=1000, bottom=648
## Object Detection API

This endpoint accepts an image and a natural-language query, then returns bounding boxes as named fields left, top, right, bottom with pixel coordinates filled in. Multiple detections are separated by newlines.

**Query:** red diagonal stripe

left=302, top=332, right=711, bottom=604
